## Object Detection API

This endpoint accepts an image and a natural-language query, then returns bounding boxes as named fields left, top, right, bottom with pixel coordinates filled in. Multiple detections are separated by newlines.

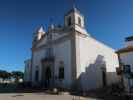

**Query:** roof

left=125, top=36, right=133, bottom=42
left=116, top=46, right=133, bottom=53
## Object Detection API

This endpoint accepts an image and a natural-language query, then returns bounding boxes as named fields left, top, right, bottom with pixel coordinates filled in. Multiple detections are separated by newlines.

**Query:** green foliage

left=11, top=71, right=24, bottom=83
left=0, top=70, right=24, bottom=83
left=0, top=70, right=11, bottom=81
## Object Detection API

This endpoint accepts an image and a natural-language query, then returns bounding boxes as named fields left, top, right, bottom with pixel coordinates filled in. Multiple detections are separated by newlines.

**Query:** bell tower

left=64, top=3, right=89, bottom=35
left=64, top=7, right=85, bottom=28
left=64, top=0, right=90, bottom=36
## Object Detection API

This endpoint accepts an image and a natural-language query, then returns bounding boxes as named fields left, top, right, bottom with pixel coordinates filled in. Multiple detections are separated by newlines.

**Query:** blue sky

left=0, top=0, right=132, bottom=72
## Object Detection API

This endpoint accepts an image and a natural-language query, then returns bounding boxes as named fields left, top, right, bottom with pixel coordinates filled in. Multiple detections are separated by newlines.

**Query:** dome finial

left=72, top=0, right=76, bottom=9
left=37, top=25, right=45, bottom=33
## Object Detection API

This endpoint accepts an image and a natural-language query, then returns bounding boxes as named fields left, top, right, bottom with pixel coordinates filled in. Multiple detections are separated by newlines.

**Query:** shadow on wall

left=78, top=55, right=118, bottom=91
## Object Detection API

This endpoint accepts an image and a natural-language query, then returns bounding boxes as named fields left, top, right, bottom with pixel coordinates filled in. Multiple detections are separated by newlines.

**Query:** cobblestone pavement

left=0, top=93, right=100, bottom=100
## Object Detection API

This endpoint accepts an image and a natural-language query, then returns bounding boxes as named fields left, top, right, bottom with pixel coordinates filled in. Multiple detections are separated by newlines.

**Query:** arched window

left=78, top=17, right=81, bottom=26
left=58, top=61, right=64, bottom=80
left=35, top=66, right=39, bottom=82
left=68, top=17, right=72, bottom=26
left=35, top=70, right=39, bottom=82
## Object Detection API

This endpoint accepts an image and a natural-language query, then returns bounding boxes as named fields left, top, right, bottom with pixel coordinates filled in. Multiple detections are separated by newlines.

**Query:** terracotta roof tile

left=116, top=46, right=133, bottom=53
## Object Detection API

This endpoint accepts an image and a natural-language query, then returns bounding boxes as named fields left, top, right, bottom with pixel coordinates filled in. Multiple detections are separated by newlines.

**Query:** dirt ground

left=0, top=93, right=98, bottom=100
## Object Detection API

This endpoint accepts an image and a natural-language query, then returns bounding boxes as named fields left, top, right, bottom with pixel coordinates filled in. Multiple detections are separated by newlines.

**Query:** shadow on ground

left=70, top=87, right=129, bottom=100
left=0, top=83, right=131, bottom=100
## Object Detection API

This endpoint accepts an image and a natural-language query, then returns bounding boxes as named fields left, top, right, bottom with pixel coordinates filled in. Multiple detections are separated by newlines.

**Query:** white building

left=24, top=59, right=31, bottom=82
left=116, top=36, right=133, bottom=93
left=24, top=7, right=119, bottom=91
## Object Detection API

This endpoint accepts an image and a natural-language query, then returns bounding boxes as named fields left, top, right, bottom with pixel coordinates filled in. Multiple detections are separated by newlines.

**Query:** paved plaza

left=0, top=93, right=98, bottom=100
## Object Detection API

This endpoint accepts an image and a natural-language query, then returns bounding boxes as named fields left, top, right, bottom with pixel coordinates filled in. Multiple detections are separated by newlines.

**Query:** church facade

left=24, top=8, right=119, bottom=91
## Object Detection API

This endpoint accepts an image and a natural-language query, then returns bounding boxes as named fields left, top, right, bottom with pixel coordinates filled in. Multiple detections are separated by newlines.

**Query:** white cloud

left=0, top=64, right=10, bottom=67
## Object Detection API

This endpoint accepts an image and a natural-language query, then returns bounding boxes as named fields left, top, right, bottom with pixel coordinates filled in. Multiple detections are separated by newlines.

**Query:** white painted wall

left=125, top=41, right=133, bottom=47
left=53, top=39, right=72, bottom=88
left=31, top=34, right=72, bottom=88
left=37, top=32, right=68, bottom=48
left=74, top=12, right=84, bottom=28
left=75, top=25, right=89, bottom=35
left=31, top=32, right=119, bottom=90
left=32, top=49, right=46, bottom=82
left=120, top=52, right=133, bottom=68
left=24, top=59, right=31, bottom=82
left=76, top=35, right=119, bottom=91
left=37, top=36, right=47, bottom=47
left=52, top=32, right=67, bottom=41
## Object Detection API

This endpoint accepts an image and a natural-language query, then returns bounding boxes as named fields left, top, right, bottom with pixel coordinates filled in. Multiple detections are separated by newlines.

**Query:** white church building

left=24, top=7, right=119, bottom=91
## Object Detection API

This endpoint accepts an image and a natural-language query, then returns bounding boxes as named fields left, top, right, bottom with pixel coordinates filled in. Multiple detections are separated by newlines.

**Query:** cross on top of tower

left=69, top=0, right=76, bottom=9
left=72, top=0, right=76, bottom=9
left=66, top=0, right=81, bottom=15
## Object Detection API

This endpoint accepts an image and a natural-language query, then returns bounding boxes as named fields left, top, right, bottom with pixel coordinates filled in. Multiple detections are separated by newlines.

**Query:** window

left=123, top=65, right=131, bottom=73
left=46, top=48, right=53, bottom=58
left=68, top=17, right=71, bottom=26
left=35, top=70, right=39, bottom=82
left=78, top=17, right=81, bottom=26
left=59, top=67, right=64, bottom=80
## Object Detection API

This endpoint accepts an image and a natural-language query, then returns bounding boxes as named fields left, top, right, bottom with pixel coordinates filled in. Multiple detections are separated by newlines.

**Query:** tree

left=11, top=71, right=24, bottom=83
left=0, top=70, right=11, bottom=82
